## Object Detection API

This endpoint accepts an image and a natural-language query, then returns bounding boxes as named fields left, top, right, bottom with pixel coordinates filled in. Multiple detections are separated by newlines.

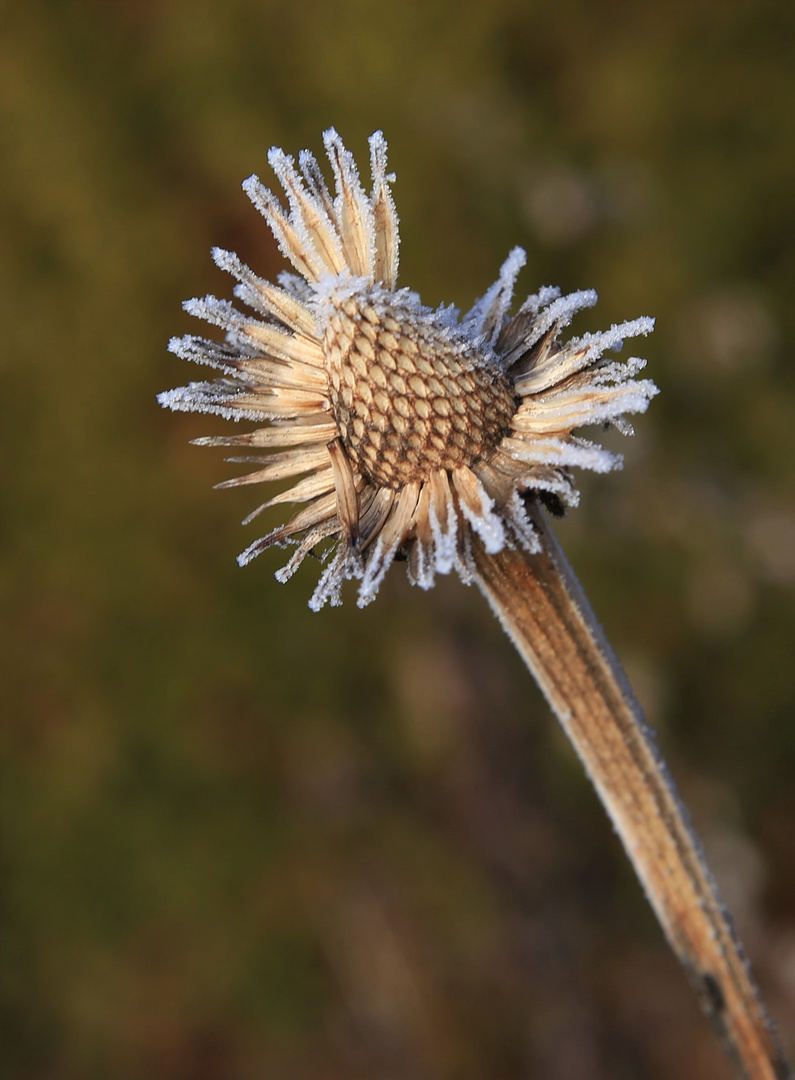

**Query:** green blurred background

left=2, top=1, right=794, bottom=1077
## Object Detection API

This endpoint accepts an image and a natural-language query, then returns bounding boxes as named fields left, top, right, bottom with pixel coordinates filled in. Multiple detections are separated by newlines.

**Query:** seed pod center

left=324, top=292, right=515, bottom=489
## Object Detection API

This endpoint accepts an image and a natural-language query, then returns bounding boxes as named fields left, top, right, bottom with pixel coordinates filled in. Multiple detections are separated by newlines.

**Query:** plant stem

left=471, top=500, right=790, bottom=1080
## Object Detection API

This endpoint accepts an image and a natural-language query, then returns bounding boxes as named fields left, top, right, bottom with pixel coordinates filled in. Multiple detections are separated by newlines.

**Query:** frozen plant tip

left=159, top=128, right=656, bottom=610
left=160, top=131, right=790, bottom=1080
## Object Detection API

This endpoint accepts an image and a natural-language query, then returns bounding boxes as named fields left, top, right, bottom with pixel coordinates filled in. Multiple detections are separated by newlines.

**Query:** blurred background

left=2, top=1, right=794, bottom=1077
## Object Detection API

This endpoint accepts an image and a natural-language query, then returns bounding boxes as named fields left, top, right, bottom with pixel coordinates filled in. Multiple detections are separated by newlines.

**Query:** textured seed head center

left=324, top=295, right=516, bottom=489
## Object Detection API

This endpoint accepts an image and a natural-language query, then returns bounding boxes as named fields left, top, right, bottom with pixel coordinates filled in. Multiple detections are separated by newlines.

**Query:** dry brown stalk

left=161, top=129, right=792, bottom=1080
left=472, top=500, right=791, bottom=1080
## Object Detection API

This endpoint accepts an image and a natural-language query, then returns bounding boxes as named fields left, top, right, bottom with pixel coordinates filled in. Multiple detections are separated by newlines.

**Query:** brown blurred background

left=2, top=1, right=794, bottom=1077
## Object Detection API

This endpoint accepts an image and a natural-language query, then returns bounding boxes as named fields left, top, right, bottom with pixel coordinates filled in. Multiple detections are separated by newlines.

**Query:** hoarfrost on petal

left=457, top=482, right=506, bottom=554
left=523, top=284, right=562, bottom=316
left=308, top=548, right=349, bottom=610
left=500, top=288, right=598, bottom=367
left=408, top=539, right=436, bottom=591
left=157, top=382, right=257, bottom=421
left=236, top=527, right=288, bottom=568
left=544, top=288, right=599, bottom=328
left=167, top=335, right=240, bottom=374
left=456, top=529, right=476, bottom=586
left=211, top=246, right=247, bottom=280
left=505, top=491, right=542, bottom=553
left=601, top=315, right=655, bottom=351
left=464, top=246, right=527, bottom=346
left=357, top=535, right=400, bottom=607
left=368, top=129, right=395, bottom=185
left=428, top=493, right=458, bottom=575
left=183, top=295, right=244, bottom=332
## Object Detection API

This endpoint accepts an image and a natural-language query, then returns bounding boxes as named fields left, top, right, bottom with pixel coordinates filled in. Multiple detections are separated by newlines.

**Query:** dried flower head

left=160, top=130, right=657, bottom=610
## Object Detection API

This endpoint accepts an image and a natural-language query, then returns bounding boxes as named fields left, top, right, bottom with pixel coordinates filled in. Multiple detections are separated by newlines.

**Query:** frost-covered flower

left=160, top=130, right=657, bottom=610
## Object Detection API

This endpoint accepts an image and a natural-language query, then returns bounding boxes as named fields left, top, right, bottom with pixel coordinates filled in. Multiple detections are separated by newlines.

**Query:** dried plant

left=160, top=130, right=790, bottom=1080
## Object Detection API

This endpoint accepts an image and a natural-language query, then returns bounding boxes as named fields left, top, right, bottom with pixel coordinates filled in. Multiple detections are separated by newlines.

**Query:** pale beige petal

left=511, top=380, right=654, bottom=435
left=268, top=148, right=347, bottom=275
left=357, top=487, right=396, bottom=549
left=242, top=321, right=325, bottom=367
left=243, top=176, right=326, bottom=282
left=211, top=248, right=318, bottom=336
left=237, top=494, right=340, bottom=565
left=233, top=386, right=330, bottom=418
left=213, top=445, right=331, bottom=488
left=327, top=438, right=361, bottom=546
left=274, top=518, right=341, bottom=583
left=451, top=466, right=505, bottom=553
left=191, top=420, right=337, bottom=449
left=369, top=131, right=399, bottom=289
left=376, top=480, right=422, bottom=551
left=298, top=149, right=338, bottom=223
left=324, top=128, right=375, bottom=279
left=260, top=466, right=335, bottom=509
left=262, top=490, right=339, bottom=536
left=235, top=356, right=328, bottom=394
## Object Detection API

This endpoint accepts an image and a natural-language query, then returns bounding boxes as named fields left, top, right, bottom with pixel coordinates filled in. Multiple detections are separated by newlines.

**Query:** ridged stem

left=471, top=501, right=790, bottom=1080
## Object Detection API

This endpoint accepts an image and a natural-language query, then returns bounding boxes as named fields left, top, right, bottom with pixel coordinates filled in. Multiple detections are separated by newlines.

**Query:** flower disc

left=324, top=289, right=516, bottom=489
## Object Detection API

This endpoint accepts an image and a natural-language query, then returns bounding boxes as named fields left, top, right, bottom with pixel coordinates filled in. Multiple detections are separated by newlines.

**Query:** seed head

left=159, top=129, right=657, bottom=609
left=325, top=284, right=515, bottom=489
